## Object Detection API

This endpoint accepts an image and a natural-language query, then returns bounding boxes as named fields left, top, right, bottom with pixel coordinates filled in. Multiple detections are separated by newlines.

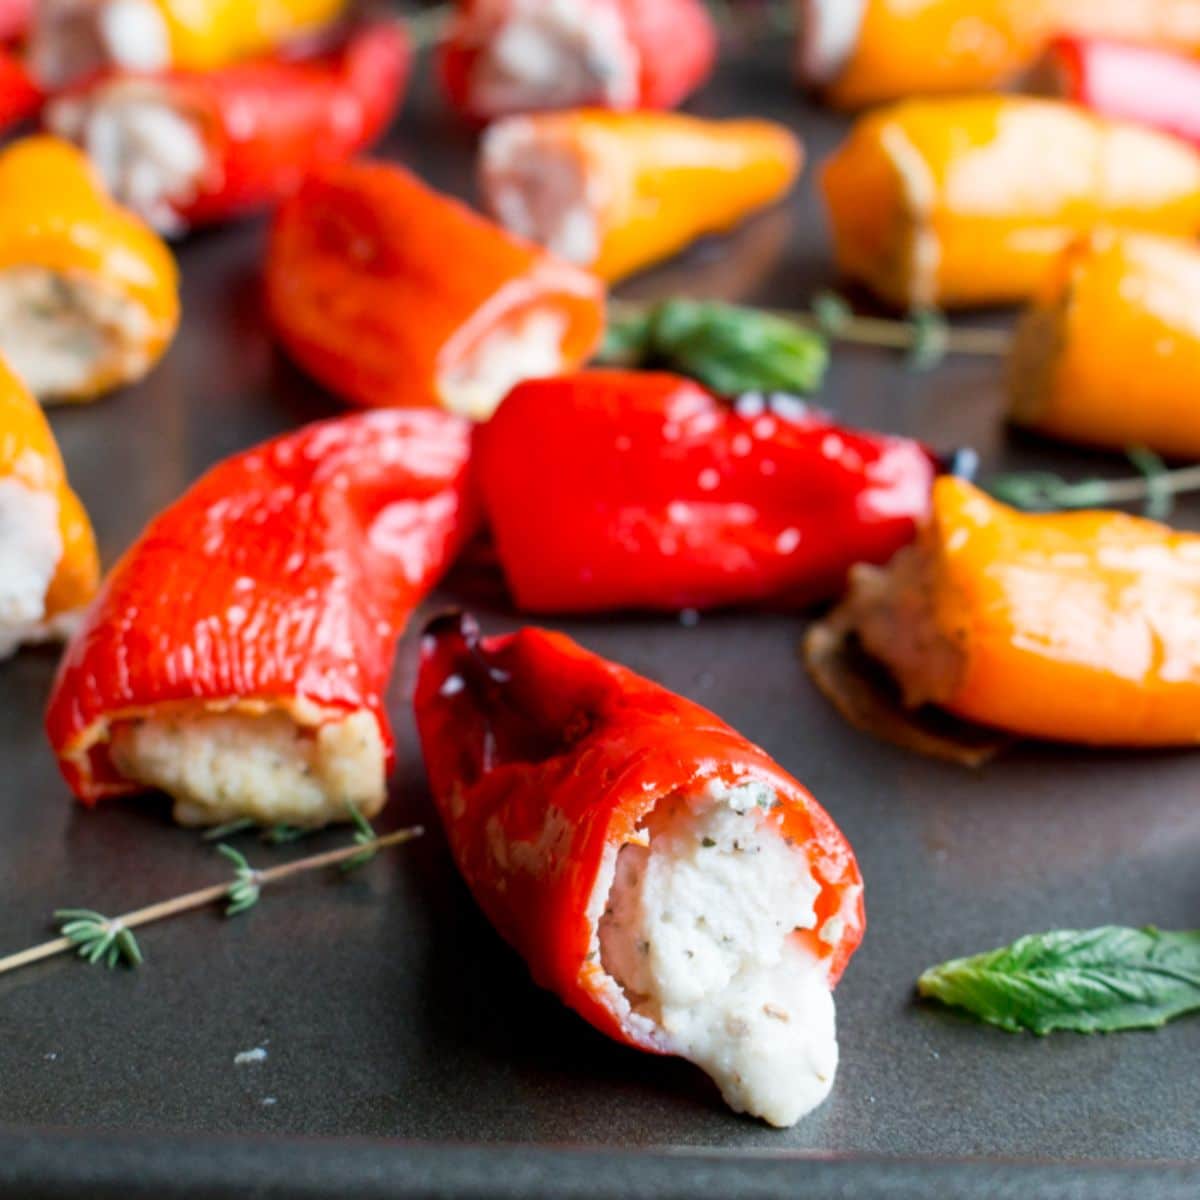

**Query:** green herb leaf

left=907, top=309, right=949, bottom=371
left=53, top=909, right=143, bottom=970
left=261, top=824, right=314, bottom=846
left=217, top=844, right=261, bottom=917
left=811, top=290, right=852, bottom=337
left=1127, top=445, right=1172, bottom=520
left=599, top=299, right=829, bottom=396
left=340, top=802, right=379, bottom=873
left=918, top=926, right=1200, bottom=1034
left=985, top=470, right=1112, bottom=512
left=201, top=818, right=255, bottom=842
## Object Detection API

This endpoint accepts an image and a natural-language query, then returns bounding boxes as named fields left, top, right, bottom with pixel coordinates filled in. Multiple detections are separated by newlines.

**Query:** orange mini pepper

left=822, top=97, right=1200, bottom=310
left=0, top=136, right=179, bottom=402
left=479, top=109, right=802, bottom=283
left=821, top=476, right=1200, bottom=747
left=1010, top=230, right=1200, bottom=458
left=0, top=354, right=98, bottom=658
left=31, top=0, right=349, bottom=87
left=265, top=158, right=606, bottom=419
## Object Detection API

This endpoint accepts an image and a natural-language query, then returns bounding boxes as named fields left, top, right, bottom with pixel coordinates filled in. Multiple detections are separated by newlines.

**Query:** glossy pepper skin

left=822, top=97, right=1200, bottom=310
left=46, top=410, right=477, bottom=805
left=414, top=613, right=865, bottom=1051
left=46, top=20, right=410, bottom=235
left=438, top=0, right=716, bottom=123
left=0, top=355, right=98, bottom=646
left=265, top=158, right=606, bottom=419
left=480, top=110, right=802, bottom=284
left=834, top=476, right=1200, bottom=746
left=0, top=51, right=40, bottom=129
left=478, top=371, right=938, bottom=613
left=1009, top=230, right=1200, bottom=458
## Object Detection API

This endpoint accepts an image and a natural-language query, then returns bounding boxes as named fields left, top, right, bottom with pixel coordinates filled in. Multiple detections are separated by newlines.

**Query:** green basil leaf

left=918, top=926, right=1200, bottom=1035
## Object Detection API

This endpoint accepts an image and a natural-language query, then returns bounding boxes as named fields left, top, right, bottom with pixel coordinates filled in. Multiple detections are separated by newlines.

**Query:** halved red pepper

left=1049, top=35, right=1200, bottom=151
left=45, top=20, right=410, bottom=234
left=438, top=0, right=717, bottom=123
left=414, top=612, right=864, bottom=1126
left=477, top=370, right=940, bottom=613
left=46, top=409, right=477, bottom=829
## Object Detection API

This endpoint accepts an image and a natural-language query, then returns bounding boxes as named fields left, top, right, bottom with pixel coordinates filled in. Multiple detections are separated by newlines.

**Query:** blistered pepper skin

left=478, top=371, right=937, bottom=613
left=438, top=0, right=716, bottom=123
left=482, top=110, right=802, bottom=283
left=414, top=614, right=865, bottom=1050
left=0, top=357, right=98, bottom=622
left=822, top=97, right=1200, bottom=309
left=46, top=410, right=477, bottom=803
left=1009, top=231, right=1200, bottom=458
left=50, top=21, right=410, bottom=232
left=265, top=159, right=606, bottom=416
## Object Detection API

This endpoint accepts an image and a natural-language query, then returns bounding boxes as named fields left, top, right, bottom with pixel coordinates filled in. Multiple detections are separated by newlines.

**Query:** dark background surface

left=1, top=31, right=1198, bottom=1200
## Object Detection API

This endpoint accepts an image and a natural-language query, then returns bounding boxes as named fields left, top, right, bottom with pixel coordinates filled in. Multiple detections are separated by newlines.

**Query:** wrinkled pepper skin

left=800, top=0, right=1200, bottom=108
left=1010, top=231, right=1200, bottom=458
left=478, top=371, right=938, bottom=613
left=438, top=0, right=716, bottom=123
left=47, top=20, right=410, bottom=234
left=414, top=613, right=865, bottom=1051
left=265, top=159, right=606, bottom=418
left=32, top=0, right=350, bottom=87
left=0, top=355, right=98, bottom=640
left=46, top=410, right=477, bottom=804
left=480, top=110, right=802, bottom=283
left=839, top=477, right=1200, bottom=746
left=822, top=97, right=1200, bottom=310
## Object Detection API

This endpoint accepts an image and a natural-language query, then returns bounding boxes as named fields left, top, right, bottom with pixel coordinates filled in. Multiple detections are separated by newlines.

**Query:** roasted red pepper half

left=477, top=370, right=940, bottom=613
left=438, top=0, right=717, bottom=123
left=1049, top=36, right=1200, bottom=151
left=415, top=613, right=864, bottom=1127
left=45, top=20, right=410, bottom=235
left=46, top=409, right=477, bottom=830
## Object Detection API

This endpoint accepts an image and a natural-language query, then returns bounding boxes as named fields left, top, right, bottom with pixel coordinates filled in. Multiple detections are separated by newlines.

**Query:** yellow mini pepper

left=479, top=109, right=802, bottom=284
left=0, top=136, right=179, bottom=403
left=822, top=97, right=1200, bottom=310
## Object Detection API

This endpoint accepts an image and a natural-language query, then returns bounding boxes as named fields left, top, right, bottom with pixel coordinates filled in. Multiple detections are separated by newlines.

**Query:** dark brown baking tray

left=2, top=32, right=1198, bottom=1200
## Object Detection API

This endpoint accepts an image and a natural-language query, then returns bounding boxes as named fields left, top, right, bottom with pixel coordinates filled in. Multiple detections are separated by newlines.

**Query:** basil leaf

left=598, top=299, right=829, bottom=396
left=918, top=926, right=1200, bottom=1035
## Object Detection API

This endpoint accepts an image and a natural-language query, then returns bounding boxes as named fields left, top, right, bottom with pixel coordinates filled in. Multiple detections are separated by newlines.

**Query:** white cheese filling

left=48, top=84, right=208, bottom=236
left=108, top=708, right=388, bottom=828
left=480, top=119, right=601, bottom=267
left=599, top=779, right=838, bottom=1128
left=0, top=478, right=62, bottom=660
left=467, top=0, right=637, bottom=115
left=798, top=0, right=866, bottom=86
left=0, top=267, right=156, bottom=402
left=440, top=308, right=567, bottom=420
left=32, top=0, right=171, bottom=89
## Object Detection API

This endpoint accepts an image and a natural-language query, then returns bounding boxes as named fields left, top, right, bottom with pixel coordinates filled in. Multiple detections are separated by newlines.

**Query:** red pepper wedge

left=265, top=158, right=606, bottom=418
left=1049, top=35, right=1200, bottom=151
left=477, top=370, right=939, bottom=613
left=45, top=20, right=410, bottom=234
left=414, top=613, right=864, bottom=1124
left=46, top=409, right=477, bottom=828
left=438, top=0, right=717, bottom=123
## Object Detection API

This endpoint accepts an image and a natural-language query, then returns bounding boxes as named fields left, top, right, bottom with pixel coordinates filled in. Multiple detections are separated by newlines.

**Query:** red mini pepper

left=45, top=20, right=410, bottom=234
left=0, top=48, right=39, bottom=130
left=46, top=410, right=477, bottom=827
left=477, top=370, right=939, bottom=613
left=414, top=613, right=864, bottom=1123
left=1050, top=36, right=1200, bottom=151
left=438, top=0, right=717, bottom=123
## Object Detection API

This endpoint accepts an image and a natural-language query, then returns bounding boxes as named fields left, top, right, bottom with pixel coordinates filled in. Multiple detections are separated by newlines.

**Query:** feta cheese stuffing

left=0, top=478, right=63, bottom=659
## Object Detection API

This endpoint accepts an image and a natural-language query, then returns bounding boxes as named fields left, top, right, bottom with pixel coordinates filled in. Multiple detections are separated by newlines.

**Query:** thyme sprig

left=340, top=803, right=380, bottom=873
left=0, top=825, right=424, bottom=978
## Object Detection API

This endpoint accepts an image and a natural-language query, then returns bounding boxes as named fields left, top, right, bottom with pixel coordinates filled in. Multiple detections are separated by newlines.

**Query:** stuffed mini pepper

left=811, top=476, right=1200, bottom=748
left=1009, top=230, right=1200, bottom=458
left=479, top=371, right=939, bottom=612
left=266, top=158, right=606, bottom=418
left=46, top=20, right=410, bottom=235
left=416, top=613, right=864, bottom=1127
left=822, top=96, right=1200, bottom=309
left=480, top=110, right=802, bottom=283
left=438, top=0, right=716, bottom=123
left=0, top=356, right=98, bottom=658
left=31, top=0, right=349, bottom=88
left=0, top=135, right=178, bottom=402
left=46, top=410, right=476, bottom=828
